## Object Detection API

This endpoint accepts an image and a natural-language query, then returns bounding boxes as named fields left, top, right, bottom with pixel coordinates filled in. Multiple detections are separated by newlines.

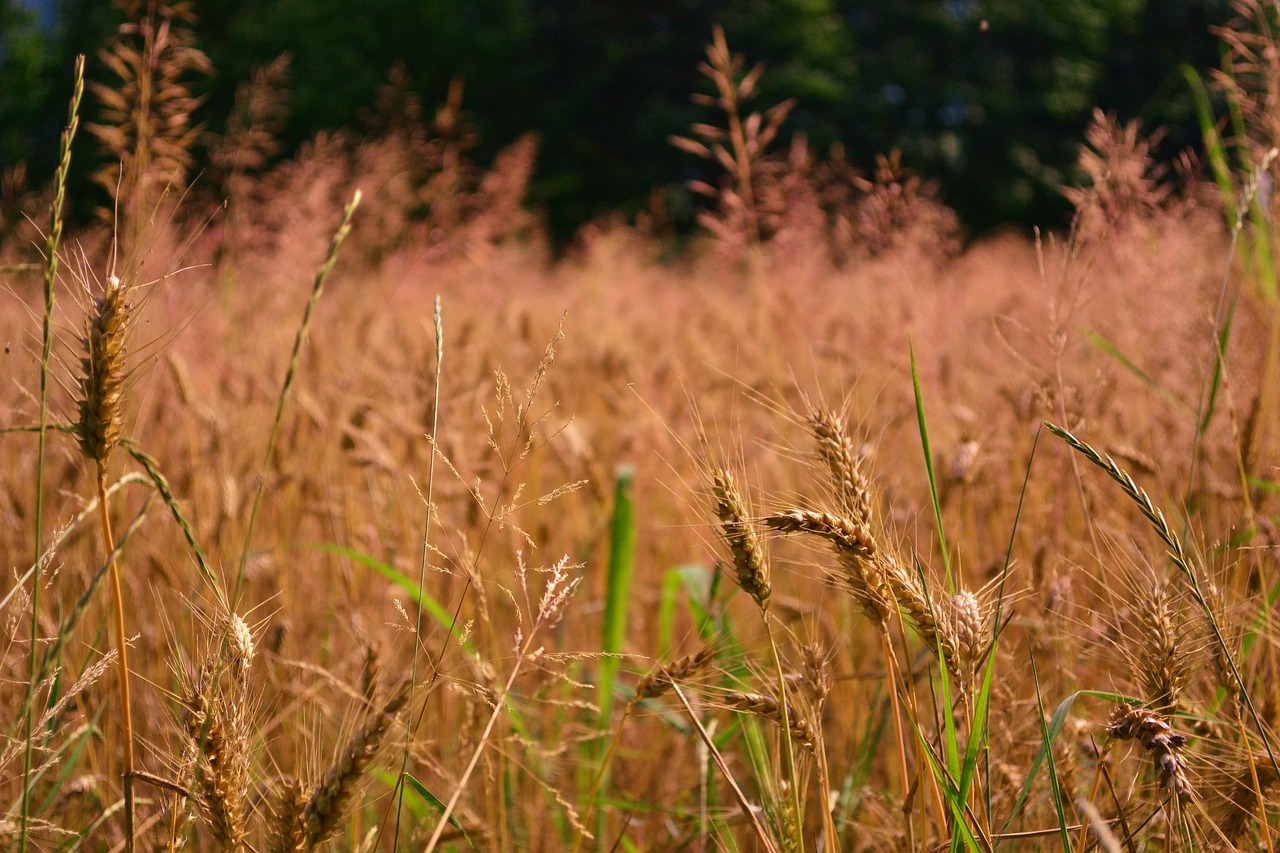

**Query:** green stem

left=22, top=55, right=84, bottom=852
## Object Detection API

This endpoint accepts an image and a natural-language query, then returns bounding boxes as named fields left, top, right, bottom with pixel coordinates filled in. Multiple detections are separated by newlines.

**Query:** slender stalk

left=22, top=55, right=84, bottom=850
left=423, top=636, right=530, bottom=851
left=392, top=296, right=443, bottom=848
left=572, top=707, right=633, bottom=853
left=764, top=617, right=806, bottom=849
left=671, top=683, right=781, bottom=853
left=881, top=630, right=916, bottom=850
left=97, top=467, right=135, bottom=850
left=234, top=190, right=360, bottom=608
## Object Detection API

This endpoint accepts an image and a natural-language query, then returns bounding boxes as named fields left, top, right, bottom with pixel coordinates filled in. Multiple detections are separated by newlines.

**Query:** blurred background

left=0, top=0, right=1235, bottom=246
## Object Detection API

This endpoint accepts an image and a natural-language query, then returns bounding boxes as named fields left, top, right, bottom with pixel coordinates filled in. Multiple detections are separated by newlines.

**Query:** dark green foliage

left=0, top=0, right=1244, bottom=242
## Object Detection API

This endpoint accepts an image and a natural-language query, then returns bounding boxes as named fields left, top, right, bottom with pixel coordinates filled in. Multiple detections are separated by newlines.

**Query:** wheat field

left=2, top=8, right=1280, bottom=853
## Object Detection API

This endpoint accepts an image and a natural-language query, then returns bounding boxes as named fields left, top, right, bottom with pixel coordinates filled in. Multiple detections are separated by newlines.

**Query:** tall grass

left=3, top=11, right=1280, bottom=852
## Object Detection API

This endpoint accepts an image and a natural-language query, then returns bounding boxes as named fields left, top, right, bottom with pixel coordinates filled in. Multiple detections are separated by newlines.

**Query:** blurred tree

left=0, top=0, right=1243, bottom=242
left=0, top=0, right=56, bottom=175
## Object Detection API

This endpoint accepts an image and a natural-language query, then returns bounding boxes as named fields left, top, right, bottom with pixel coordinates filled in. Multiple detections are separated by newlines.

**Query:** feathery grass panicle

left=304, top=680, right=410, bottom=846
left=809, top=407, right=873, bottom=527
left=711, top=469, right=772, bottom=610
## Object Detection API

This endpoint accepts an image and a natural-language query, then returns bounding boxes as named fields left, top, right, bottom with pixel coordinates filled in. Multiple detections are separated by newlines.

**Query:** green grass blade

left=1197, top=293, right=1237, bottom=436
left=910, top=720, right=983, bottom=853
left=375, top=768, right=477, bottom=848
left=594, top=466, right=636, bottom=845
left=996, top=688, right=1130, bottom=842
left=656, top=566, right=696, bottom=658
left=308, top=543, right=474, bottom=655
left=1028, top=653, right=1071, bottom=853
left=1085, top=331, right=1191, bottom=412
left=1183, top=65, right=1239, bottom=227
left=599, top=465, right=636, bottom=727
left=910, top=343, right=951, bottom=583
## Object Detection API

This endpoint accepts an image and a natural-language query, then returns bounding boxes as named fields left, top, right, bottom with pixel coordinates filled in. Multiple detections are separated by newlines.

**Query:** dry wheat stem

left=392, top=295, right=443, bottom=845
left=671, top=682, right=781, bottom=853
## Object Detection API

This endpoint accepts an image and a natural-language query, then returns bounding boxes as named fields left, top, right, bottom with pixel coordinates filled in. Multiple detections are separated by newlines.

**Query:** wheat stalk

left=22, top=55, right=85, bottom=852
left=73, top=270, right=137, bottom=848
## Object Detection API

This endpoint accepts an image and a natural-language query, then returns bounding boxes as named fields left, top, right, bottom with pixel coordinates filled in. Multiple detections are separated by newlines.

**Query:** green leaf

left=910, top=343, right=951, bottom=584
left=1085, top=331, right=1189, bottom=412
left=401, top=771, right=477, bottom=848
left=997, top=688, right=1131, bottom=842
left=599, top=465, right=637, bottom=727
left=307, top=543, right=474, bottom=655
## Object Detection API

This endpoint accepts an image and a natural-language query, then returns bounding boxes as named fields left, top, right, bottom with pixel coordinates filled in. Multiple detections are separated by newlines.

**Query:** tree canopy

left=0, top=0, right=1239, bottom=241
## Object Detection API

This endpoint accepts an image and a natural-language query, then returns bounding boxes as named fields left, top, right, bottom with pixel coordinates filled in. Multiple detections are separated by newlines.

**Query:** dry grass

left=4, top=15, right=1280, bottom=853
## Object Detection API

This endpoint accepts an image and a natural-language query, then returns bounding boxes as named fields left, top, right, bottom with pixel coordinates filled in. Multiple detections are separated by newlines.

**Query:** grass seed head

left=712, top=469, right=771, bottom=610
left=75, top=274, right=129, bottom=466
left=303, top=681, right=410, bottom=846
left=809, top=408, right=873, bottom=527
left=1130, top=580, right=1185, bottom=713
left=634, top=646, right=717, bottom=703
left=1106, top=704, right=1191, bottom=801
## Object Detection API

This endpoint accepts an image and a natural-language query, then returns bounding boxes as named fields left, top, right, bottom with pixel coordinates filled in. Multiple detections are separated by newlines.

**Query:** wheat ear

left=304, top=680, right=410, bottom=847
left=1046, top=422, right=1280, bottom=782
left=1106, top=704, right=1192, bottom=802
left=809, top=407, right=874, bottom=526
left=573, top=646, right=718, bottom=853
left=74, top=271, right=136, bottom=848
left=710, top=469, right=771, bottom=609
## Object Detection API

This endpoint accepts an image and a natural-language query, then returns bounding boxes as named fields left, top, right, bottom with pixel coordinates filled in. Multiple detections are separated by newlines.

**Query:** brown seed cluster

left=711, top=469, right=771, bottom=610
left=809, top=408, right=873, bottom=527
left=634, top=646, right=717, bottom=704
left=1130, top=581, right=1185, bottom=713
left=302, top=681, right=410, bottom=846
left=1106, top=704, right=1191, bottom=801
left=724, top=691, right=816, bottom=753
left=76, top=274, right=129, bottom=465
